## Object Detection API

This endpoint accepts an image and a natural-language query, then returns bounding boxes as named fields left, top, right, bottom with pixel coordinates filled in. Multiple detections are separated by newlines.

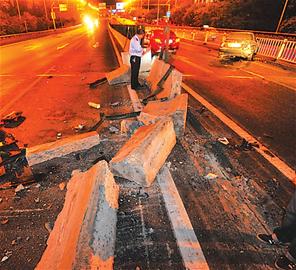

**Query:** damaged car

left=218, top=32, right=258, bottom=61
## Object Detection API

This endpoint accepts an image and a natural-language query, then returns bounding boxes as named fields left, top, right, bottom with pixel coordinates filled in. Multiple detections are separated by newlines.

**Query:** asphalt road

left=172, top=42, right=296, bottom=169
left=0, top=19, right=130, bottom=147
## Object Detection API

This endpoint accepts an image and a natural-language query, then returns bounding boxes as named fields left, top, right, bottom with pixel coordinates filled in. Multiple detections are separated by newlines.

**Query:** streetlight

left=276, top=0, right=289, bottom=33
left=15, top=0, right=28, bottom=32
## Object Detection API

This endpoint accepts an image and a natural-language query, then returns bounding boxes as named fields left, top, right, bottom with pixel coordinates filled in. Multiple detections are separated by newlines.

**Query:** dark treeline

left=0, top=0, right=80, bottom=35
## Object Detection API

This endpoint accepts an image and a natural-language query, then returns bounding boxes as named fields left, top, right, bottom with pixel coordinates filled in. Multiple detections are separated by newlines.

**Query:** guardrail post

left=192, top=32, right=196, bottom=40
left=204, top=31, right=209, bottom=45
left=276, top=38, right=287, bottom=60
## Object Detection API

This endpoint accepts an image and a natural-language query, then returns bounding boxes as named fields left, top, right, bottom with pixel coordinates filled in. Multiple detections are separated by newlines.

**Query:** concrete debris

left=1, top=218, right=9, bottom=225
left=120, top=120, right=144, bottom=137
left=35, top=184, right=41, bottom=188
left=0, top=111, right=25, bottom=128
left=0, top=198, right=2, bottom=203
left=109, top=126, right=119, bottom=134
left=205, top=173, right=218, bottom=180
left=139, top=94, right=188, bottom=138
left=110, top=118, right=176, bottom=187
left=59, top=182, right=66, bottom=191
left=218, top=137, right=230, bottom=145
left=15, top=184, right=25, bottom=193
left=1, top=256, right=9, bottom=263
left=45, top=222, right=52, bottom=233
left=88, top=102, right=101, bottom=109
left=110, top=101, right=120, bottom=107
left=240, top=139, right=259, bottom=151
left=74, top=124, right=85, bottom=131
left=34, top=197, right=40, bottom=203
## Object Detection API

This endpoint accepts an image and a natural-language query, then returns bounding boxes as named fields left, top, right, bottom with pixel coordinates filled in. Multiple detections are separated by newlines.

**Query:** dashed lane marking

left=157, top=166, right=210, bottom=270
left=225, top=75, right=254, bottom=79
left=57, top=43, right=69, bottom=50
left=182, top=82, right=296, bottom=184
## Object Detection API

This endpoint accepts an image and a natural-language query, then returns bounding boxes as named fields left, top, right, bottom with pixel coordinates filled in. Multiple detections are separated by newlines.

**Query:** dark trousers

left=130, top=55, right=141, bottom=89
left=274, top=191, right=296, bottom=260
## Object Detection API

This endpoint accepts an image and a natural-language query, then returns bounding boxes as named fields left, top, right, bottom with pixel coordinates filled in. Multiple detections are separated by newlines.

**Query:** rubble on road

left=0, top=111, right=25, bottom=128
left=139, top=93, right=188, bottom=138
left=110, top=118, right=176, bottom=187
left=120, top=119, right=144, bottom=137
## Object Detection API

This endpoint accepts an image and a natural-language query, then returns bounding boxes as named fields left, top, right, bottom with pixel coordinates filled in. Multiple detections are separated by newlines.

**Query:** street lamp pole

left=157, top=0, right=160, bottom=25
left=276, top=0, right=289, bottom=33
left=15, top=0, right=28, bottom=32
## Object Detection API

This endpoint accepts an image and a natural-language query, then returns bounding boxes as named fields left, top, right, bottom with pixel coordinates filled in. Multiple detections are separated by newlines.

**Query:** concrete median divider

left=36, top=161, right=119, bottom=270
left=139, top=93, right=188, bottom=138
left=157, top=68, right=182, bottom=100
left=105, top=64, right=130, bottom=85
left=110, top=118, right=176, bottom=187
left=26, top=132, right=100, bottom=167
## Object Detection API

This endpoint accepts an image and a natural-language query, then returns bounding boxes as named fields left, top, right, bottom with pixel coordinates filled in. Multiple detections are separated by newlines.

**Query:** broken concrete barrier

left=120, top=119, right=144, bottom=137
left=36, top=161, right=119, bottom=270
left=157, top=68, right=182, bottom=100
left=139, top=94, right=188, bottom=138
left=146, top=59, right=170, bottom=92
left=110, top=118, right=176, bottom=187
left=121, top=51, right=153, bottom=74
left=26, top=131, right=100, bottom=167
left=105, top=64, right=130, bottom=85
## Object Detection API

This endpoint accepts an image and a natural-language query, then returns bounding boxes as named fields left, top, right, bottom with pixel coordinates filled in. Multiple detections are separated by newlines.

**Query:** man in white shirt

left=129, top=29, right=145, bottom=90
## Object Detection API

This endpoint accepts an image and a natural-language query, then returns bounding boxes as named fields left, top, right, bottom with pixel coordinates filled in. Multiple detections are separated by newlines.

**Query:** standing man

left=257, top=190, right=296, bottom=270
left=129, top=29, right=146, bottom=90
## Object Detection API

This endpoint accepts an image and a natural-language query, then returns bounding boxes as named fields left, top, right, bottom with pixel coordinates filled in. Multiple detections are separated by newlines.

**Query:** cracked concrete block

left=120, top=119, right=144, bottom=137
left=139, top=94, right=188, bottom=138
left=110, top=118, right=176, bottom=187
left=36, top=161, right=119, bottom=270
left=146, top=59, right=170, bottom=92
left=106, top=64, right=130, bottom=85
left=157, top=68, right=182, bottom=100
left=122, top=51, right=153, bottom=73
left=26, top=132, right=100, bottom=166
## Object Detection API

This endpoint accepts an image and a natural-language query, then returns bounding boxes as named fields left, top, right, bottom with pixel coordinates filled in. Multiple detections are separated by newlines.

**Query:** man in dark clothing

left=258, top=190, right=296, bottom=270
left=129, top=29, right=146, bottom=90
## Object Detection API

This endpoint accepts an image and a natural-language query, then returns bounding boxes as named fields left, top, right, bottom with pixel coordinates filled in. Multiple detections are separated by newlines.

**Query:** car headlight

left=155, top=38, right=162, bottom=44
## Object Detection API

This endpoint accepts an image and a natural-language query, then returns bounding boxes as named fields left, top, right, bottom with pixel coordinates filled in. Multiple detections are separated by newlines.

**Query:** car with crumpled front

left=218, top=32, right=258, bottom=61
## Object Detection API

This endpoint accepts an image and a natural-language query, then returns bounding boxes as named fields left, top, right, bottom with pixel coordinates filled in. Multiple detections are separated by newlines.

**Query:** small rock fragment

left=205, top=173, right=218, bottom=180
left=1, top=218, right=9, bottom=225
left=15, top=184, right=25, bottom=193
left=109, top=126, right=119, bottom=133
left=56, top=133, right=62, bottom=139
left=1, top=256, right=9, bottom=262
left=59, top=182, right=66, bottom=191
left=34, top=197, right=40, bottom=203
left=44, top=222, right=52, bottom=233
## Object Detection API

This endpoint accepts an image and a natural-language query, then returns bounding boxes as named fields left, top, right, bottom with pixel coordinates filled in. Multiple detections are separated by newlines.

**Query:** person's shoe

left=257, top=234, right=289, bottom=246
left=275, top=255, right=296, bottom=270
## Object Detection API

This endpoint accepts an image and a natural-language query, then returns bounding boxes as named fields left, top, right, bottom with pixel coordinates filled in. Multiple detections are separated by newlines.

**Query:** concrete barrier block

left=157, top=68, right=183, bottom=100
left=36, top=161, right=119, bottom=270
left=139, top=94, right=188, bottom=138
left=26, top=132, right=100, bottom=166
left=121, top=51, right=153, bottom=74
left=110, top=118, right=176, bottom=187
left=146, top=59, right=170, bottom=92
left=106, top=64, right=130, bottom=85
left=120, top=119, right=144, bottom=137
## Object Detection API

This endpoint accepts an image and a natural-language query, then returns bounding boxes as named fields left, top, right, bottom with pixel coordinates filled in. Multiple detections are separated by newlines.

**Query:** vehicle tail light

left=155, top=38, right=162, bottom=43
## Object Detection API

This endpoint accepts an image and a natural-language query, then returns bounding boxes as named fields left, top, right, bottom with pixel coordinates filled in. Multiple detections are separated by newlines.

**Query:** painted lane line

left=157, top=166, right=210, bottom=270
left=240, top=69, right=265, bottom=79
left=57, top=43, right=69, bottom=50
left=24, top=45, right=40, bottom=51
left=176, top=55, right=214, bottom=74
left=225, top=75, right=254, bottom=79
left=182, top=82, right=296, bottom=184
left=241, top=69, right=296, bottom=92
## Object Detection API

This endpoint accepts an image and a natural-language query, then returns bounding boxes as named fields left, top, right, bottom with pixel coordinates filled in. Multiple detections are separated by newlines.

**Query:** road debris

left=0, top=111, right=25, bottom=128
left=88, top=102, right=101, bottom=109
left=1, top=218, right=9, bottom=225
left=240, top=139, right=259, bottom=151
left=56, top=133, right=62, bottom=139
left=197, top=106, right=206, bottom=114
left=15, top=184, right=25, bottom=193
left=109, top=126, right=119, bottom=134
left=44, top=222, right=52, bottom=233
left=218, top=137, right=230, bottom=145
left=34, top=197, right=40, bottom=203
left=88, top=77, right=107, bottom=89
left=59, top=182, right=66, bottom=191
left=110, top=101, right=121, bottom=107
left=1, top=256, right=9, bottom=263
left=74, top=124, right=85, bottom=132
left=205, top=173, right=218, bottom=180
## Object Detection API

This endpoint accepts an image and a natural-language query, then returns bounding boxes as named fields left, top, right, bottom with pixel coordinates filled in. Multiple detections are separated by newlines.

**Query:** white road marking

left=176, top=55, right=214, bottom=74
left=157, top=166, right=210, bottom=270
left=241, top=69, right=265, bottom=79
left=225, top=75, right=254, bottom=79
left=57, top=43, right=69, bottom=50
left=182, top=82, right=296, bottom=184
left=24, top=45, right=40, bottom=51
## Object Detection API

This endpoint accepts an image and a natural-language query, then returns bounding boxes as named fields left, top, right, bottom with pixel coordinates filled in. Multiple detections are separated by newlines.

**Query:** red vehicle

left=145, top=29, right=180, bottom=56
